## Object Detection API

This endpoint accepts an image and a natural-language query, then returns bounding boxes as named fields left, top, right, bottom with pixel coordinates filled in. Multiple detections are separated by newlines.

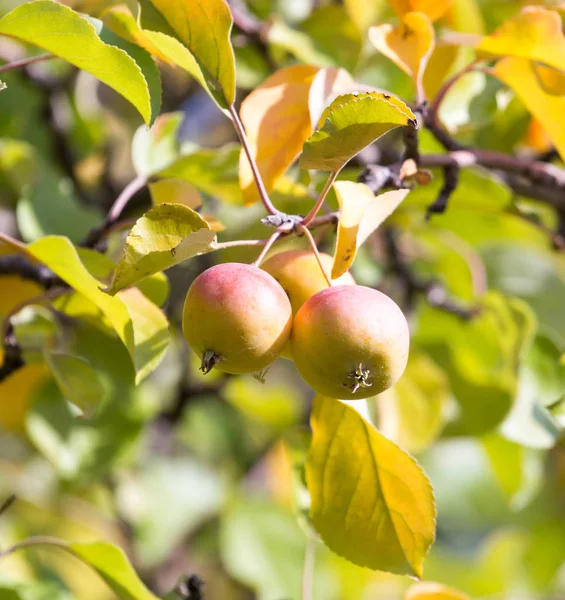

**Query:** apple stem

left=251, top=230, right=282, bottom=267
left=296, top=223, right=332, bottom=288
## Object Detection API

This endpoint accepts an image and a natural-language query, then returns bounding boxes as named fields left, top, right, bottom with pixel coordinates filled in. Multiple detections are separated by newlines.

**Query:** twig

left=228, top=104, right=279, bottom=216
left=426, top=163, right=459, bottom=218
left=301, top=536, right=316, bottom=600
left=402, top=118, right=421, bottom=165
left=0, top=255, right=63, bottom=288
left=0, top=495, right=16, bottom=517
left=0, top=54, right=54, bottom=75
left=419, top=151, right=565, bottom=210
left=81, top=175, right=147, bottom=248
left=0, top=536, right=68, bottom=560
left=213, top=238, right=268, bottom=250
left=301, top=170, right=340, bottom=226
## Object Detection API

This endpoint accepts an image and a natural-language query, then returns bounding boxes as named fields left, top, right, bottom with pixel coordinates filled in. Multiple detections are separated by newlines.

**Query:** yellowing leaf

left=105, top=204, right=217, bottom=295
left=306, top=396, right=436, bottom=576
left=143, top=0, right=236, bottom=107
left=533, top=63, right=565, bottom=96
left=67, top=541, right=160, bottom=600
left=45, top=352, right=106, bottom=417
left=332, top=182, right=409, bottom=278
left=494, top=57, right=565, bottom=161
left=239, top=65, right=320, bottom=205
left=369, top=12, right=435, bottom=98
left=26, top=236, right=134, bottom=358
left=0, top=354, right=47, bottom=433
left=404, top=581, right=470, bottom=600
left=377, top=353, right=449, bottom=454
left=101, top=4, right=175, bottom=65
left=119, top=287, right=170, bottom=384
left=0, top=276, right=43, bottom=318
left=149, top=179, right=202, bottom=209
left=308, top=67, right=356, bottom=128
left=476, top=6, right=565, bottom=72
left=387, top=0, right=453, bottom=21
left=0, top=1, right=154, bottom=125
left=300, top=92, right=416, bottom=171
left=422, top=42, right=459, bottom=100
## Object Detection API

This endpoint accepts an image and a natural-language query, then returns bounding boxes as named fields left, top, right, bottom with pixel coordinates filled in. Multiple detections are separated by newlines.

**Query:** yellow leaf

left=0, top=351, right=47, bottom=433
left=0, top=276, right=43, bottom=318
left=146, top=0, right=236, bottom=106
left=369, top=12, right=435, bottom=98
left=239, top=65, right=320, bottom=205
left=533, top=63, right=565, bottom=96
left=493, top=57, right=565, bottom=161
left=101, top=4, right=175, bottom=65
left=306, top=396, right=436, bottom=576
left=149, top=179, right=202, bottom=209
left=344, top=0, right=387, bottom=34
left=308, top=67, right=356, bottom=128
left=477, top=6, right=565, bottom=72
left=404, top=581, right=470, bottom=600
left=387, top=0, right=453, bottom=22
left=332, top=181, right=409, bottom=279
left=422, top=42, right=459, bottom=100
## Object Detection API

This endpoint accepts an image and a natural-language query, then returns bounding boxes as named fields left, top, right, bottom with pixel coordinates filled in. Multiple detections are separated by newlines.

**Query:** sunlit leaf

left=387, top=0, right=453, bottom=21
left=404, top=581, right=470, bottom=600
left=308, top=67, right=356, bottom=128
left=533, top=63, right=565, bottom=96
left=105, top=204, right=217, bottom=295
left=149, top=179, right=202, bottom=209
left=300, top=92, right=416, bottom=171
left=423, top=42, right=459, bottom=100
left=493, top=57, right=565, bottom=162
left=132, top=112, right=184, bottom=176
left=68, top=541, right=160, bottom=600
left=27, top=236, right=134, bottom=357
left=476, top=6, right=565, bottom=72
left=0, top=1, right=154, bottom=124
left=239, top=65, right=320, bottom=205
left=101, top=4, right=175, bottom=65
left=159, top=144, right=242, bottom=204
left=377, top=353, right=449, bottom=454
left=45, top=352, right=106, bottom=417
left=140, top=0, right=235, bottom=108
left=332, top=181, right=409, bottom=278
left=369, top=12, right=435, bottom=97
left=119, top=287, right=170, bottom=384
left=306, top=395, right=436, bottom=576
left=344, top=0, right=386, bottom=34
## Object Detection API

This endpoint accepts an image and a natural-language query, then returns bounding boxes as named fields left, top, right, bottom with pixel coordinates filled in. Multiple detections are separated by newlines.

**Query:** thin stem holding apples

left=296, top=223, right=332, bottom=288
left=251, top=230, right=283, bottom=266
left=301, top=170, right=340, bottom=227
left=228, top=104, right=279, bottom=216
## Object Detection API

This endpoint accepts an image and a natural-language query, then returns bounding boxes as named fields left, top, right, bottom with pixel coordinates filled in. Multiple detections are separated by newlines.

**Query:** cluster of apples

left=182, top=250, right=410, bottom=400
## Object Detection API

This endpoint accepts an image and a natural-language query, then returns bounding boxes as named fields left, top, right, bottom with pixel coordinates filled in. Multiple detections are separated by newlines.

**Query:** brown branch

left=0, top=255, right=63, bottom=288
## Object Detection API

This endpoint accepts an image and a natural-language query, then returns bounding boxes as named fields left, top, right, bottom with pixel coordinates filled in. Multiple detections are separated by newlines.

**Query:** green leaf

left=300, top=92, right=416, bottom=171
left=119, top=287, right=170, bottom=384
left=27, top=236, right=134, bottom=358
left=377, top=352, right=449, bottom=454
left=17, top=165, right=101, bottom=243
left=139, top=0, right=236, bottom=109
left=105, top=204, right=217, bottom=295
left=97, top=20, right=161, bottom=125
left=0, top=1, right=154, bottom=125
left=45, top=351, right=106, bottom=417
left=132, top=112, right=184, bottom=176
left=306, top=396, right=436, bottom=576
left=158, top=143, right=242, bottom=204
left=417, top=292, right=537, bottom=436
left=67, top=541, right=160, bottom=600
left=220, top=497, right=309, bottom=599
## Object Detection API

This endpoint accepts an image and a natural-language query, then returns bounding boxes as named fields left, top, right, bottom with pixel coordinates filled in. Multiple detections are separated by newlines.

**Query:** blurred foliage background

left=2, top=0, right=565, bottom=599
